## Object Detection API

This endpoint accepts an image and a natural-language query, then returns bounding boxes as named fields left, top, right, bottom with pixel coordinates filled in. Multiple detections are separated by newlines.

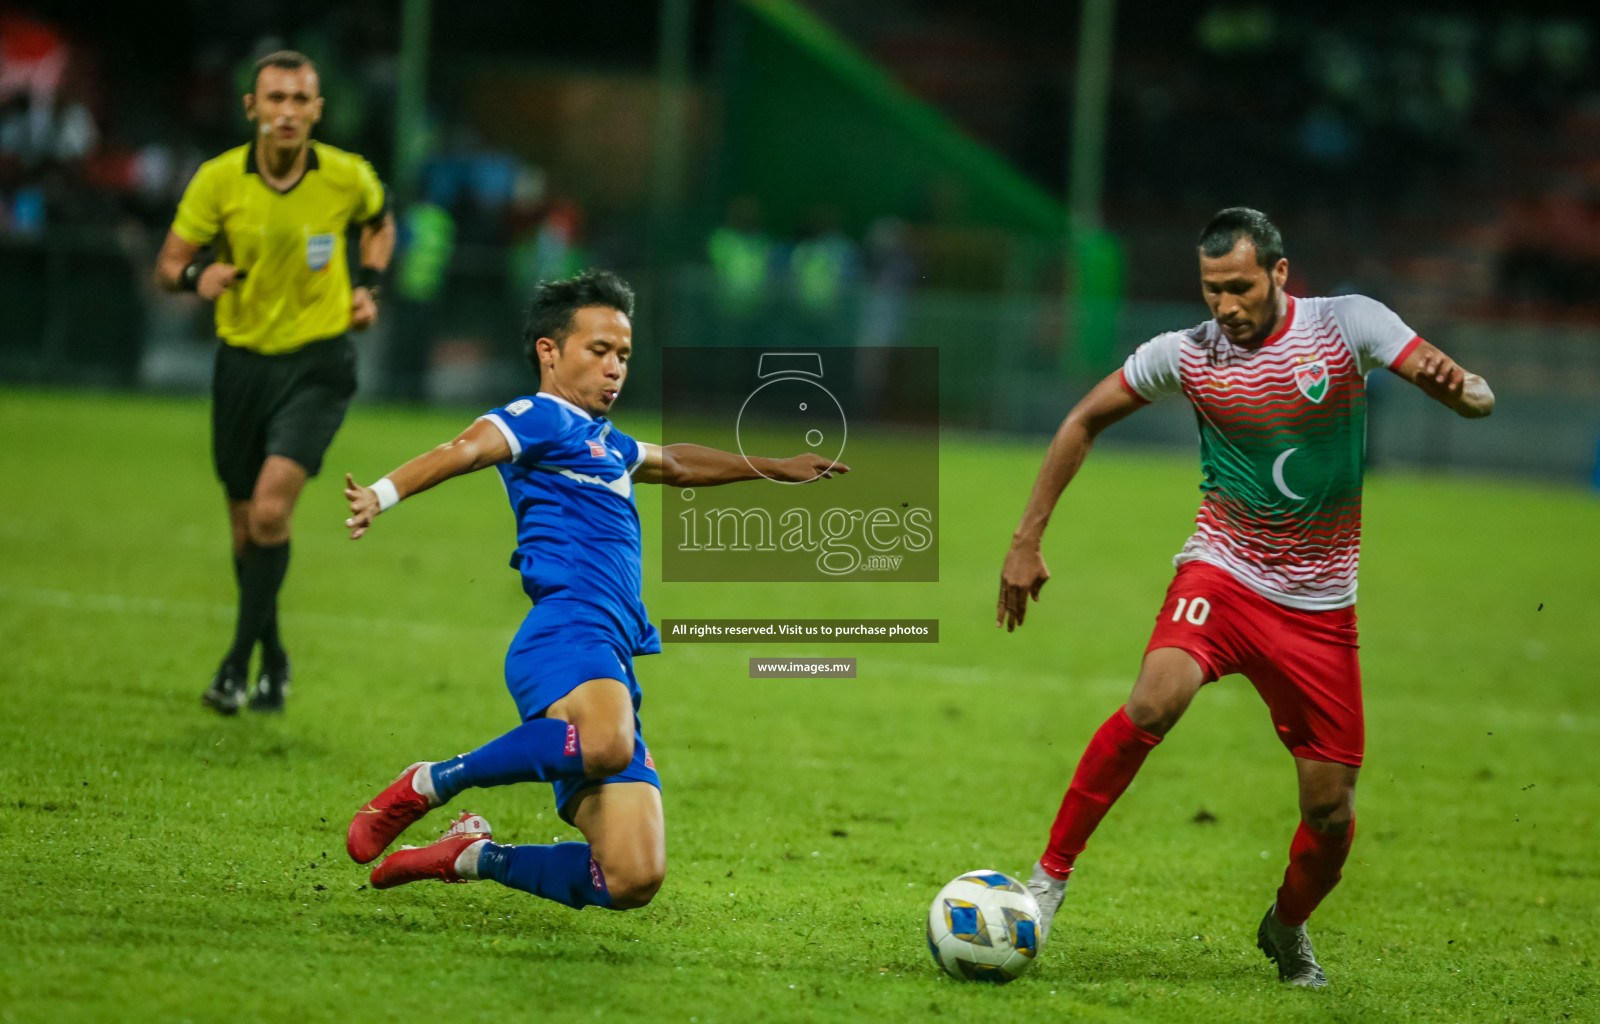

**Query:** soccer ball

left=925, top=869, right=1041, bottom=983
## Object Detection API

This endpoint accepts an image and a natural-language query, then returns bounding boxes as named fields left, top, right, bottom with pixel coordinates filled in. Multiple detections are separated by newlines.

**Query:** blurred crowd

left=706, top=195, right=918, bottom=348
left=1118, top=9, right=1600, bottom=315
left=1179, top=8, right=1600, bottom=316
left=0, top=5, right=571, bottom=250
left=3, top=1, right=1600, bottom=323
left=0, top=9, right=145, bottom=234
left=860, top=1, right=1600, bottom=313
left=0, top=5, right=395, bottom=235
left=1109, top=9, right=1596, bottom=210
left=1495, top=185, right=1600, bottom=311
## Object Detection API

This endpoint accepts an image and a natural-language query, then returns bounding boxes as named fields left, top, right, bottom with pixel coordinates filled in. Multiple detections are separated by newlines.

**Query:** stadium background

left=1, top=2, right=1597, bottom=1021
left=2, top=0, right=1598, bottom=480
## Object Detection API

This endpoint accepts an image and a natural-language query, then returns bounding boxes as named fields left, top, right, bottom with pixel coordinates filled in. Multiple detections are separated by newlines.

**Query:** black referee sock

left=230, top=549, right=289, bottom=671
left=222, top=541, right=290, bottom=677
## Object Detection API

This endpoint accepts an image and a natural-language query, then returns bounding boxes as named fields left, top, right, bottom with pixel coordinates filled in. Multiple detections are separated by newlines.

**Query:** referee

left=155, top=50, right=395, bottom=714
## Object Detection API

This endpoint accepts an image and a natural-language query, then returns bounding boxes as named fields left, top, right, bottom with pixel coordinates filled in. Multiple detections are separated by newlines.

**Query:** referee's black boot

left=202, top=665, right=249, bottom=715
left=248, top=658, right=291, bottom=713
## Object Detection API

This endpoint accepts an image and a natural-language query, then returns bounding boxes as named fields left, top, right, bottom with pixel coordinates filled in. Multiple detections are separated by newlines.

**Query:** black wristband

left=355, top=265, right=384, bottom=298
left=179, top=258, right=209, bottom=292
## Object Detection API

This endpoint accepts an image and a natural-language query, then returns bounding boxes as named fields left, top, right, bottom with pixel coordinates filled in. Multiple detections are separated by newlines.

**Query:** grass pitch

left=1, top=389, right=1596, bottom=1024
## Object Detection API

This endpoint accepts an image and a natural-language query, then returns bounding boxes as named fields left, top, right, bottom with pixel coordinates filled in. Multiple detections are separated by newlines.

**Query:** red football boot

left=347, top=762, right=435, bottom=864
left=370, top=812, right=494, bottom=890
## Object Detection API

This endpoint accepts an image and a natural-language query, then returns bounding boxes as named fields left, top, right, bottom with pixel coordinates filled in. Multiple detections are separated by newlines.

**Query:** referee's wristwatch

left=355, top=265, right=384, bottom=301
left=179, top=256, right=211, bottom=292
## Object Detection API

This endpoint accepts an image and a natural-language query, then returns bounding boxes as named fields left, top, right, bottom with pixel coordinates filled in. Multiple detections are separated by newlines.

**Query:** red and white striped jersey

left=1121, top=295, right=1421, bottom=610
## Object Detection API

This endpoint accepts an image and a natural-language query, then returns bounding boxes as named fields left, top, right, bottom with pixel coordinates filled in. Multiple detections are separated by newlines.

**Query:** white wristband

left=371, top=477, right=400, bottom=512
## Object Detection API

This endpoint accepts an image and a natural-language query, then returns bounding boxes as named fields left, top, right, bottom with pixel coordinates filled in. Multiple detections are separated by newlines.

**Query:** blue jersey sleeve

left=610, top=429, right=646, bottom=474
left=480, top=396, right=560, bottom=465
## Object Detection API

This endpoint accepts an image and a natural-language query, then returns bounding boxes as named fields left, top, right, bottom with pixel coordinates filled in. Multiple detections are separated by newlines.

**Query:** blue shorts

left=504, top=600, right=660, bottom=823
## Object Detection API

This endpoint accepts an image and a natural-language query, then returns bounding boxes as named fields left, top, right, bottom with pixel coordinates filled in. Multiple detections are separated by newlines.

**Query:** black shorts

left=211, top=335, right=357, bottom=501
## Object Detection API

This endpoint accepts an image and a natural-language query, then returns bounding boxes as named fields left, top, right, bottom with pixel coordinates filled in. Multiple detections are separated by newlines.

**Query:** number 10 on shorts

left=1173, top=597, right=1211, bottom=625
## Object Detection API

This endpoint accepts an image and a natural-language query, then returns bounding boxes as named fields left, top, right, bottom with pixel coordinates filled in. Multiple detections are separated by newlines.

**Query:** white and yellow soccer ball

left=925, top=869, right=1041, bottom=983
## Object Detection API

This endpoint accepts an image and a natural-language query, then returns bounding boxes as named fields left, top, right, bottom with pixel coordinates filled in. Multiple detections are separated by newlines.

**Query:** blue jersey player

left=341, top=271, right=846, bottom=910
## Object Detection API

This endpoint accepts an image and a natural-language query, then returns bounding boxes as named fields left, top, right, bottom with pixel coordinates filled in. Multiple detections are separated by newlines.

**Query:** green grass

left=1, top=388, right=1597, bottom=1023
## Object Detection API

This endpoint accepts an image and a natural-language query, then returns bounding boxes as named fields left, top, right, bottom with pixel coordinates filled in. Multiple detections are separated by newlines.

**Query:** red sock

left=1275, top=818, right=1355, bottom=926
left=1039, top=706, right=1162, bottom=878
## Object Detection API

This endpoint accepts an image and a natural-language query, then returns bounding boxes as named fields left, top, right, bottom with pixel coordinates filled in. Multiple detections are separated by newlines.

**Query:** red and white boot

left=370, top=812, right=494, bottom=890
left=347, top=762, right=436, bottom=864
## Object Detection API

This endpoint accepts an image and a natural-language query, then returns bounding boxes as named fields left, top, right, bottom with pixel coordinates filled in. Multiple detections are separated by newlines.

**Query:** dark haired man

left=998, top=208, right=1494, bottom=986
left=340, top=270, right=847, bottom=913
left=155, top=50, right=395, bottom=714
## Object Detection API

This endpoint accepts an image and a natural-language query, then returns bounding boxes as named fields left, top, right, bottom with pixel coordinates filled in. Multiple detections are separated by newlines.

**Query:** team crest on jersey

left=305, top=233, right=335, bottom=272
left=1293, top=359, right=1329, bottom=403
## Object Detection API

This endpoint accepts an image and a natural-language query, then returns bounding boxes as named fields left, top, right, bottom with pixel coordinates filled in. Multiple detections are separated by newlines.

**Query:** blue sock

left=429, top=719, right=585, bottom=804
left=477, top=842, right=613, bottom=909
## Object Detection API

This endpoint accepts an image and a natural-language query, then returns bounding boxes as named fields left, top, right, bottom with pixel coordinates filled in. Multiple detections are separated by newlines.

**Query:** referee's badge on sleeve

left=306, top=233, right=335, bottom=271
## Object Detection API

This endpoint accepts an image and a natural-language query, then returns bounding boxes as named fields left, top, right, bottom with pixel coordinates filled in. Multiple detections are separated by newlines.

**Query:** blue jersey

left=480, top=393, right=660, bottom=656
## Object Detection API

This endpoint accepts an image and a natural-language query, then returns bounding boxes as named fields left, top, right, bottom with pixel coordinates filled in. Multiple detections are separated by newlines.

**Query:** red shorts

left=1145, top=560, right=1364, bottom=766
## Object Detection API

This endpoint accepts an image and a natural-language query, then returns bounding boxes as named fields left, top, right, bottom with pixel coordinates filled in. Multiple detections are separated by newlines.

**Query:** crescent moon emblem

left=1272, top=448, right=1305, bottom=501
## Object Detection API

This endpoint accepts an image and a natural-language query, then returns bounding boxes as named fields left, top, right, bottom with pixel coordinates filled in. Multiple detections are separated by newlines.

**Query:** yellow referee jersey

left=171, top=141, right=387, bottom=355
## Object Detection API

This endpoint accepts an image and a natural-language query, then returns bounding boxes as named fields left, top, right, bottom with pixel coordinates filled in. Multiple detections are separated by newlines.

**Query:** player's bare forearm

left=1012, top=416, right=1094, bottom=547
left=638, top=443, right=848, bottom=486
left=155, top=231, right=240, bottom=299
left=347, top=214, right=396, bottom=331
left=344, top=419, right=510, bottom=539
left=999, top=371, right=1143, bottom=631
left=1394, top=341, right=1494, bottom=419
left=996, top=418, right=1088, bottom=632
left=388, top=439, right=493, bottom=496
left=359, top=212, right=396, bottom=272
left=153, top=231, right=199, bottom=292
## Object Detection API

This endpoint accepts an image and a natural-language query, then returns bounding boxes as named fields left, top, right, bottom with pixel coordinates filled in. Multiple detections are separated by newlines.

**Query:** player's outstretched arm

left=344, top=418, right=512, bottom=539
left=999, top=371, right=1146, bottom=632
left=1392, top=340, right=1494, bottom=418
left=632, top=443, right=848, bottom=487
